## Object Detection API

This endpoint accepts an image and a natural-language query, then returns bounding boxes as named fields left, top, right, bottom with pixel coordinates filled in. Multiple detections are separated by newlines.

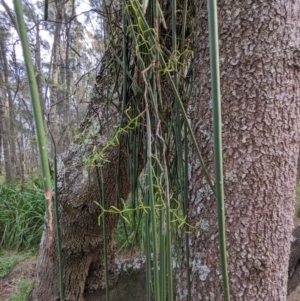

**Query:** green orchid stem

left=13, top=0, right=51, bottom=198
left=207, top=0, right=231, bottom=300
left=14, top=0, right=64, bottom=299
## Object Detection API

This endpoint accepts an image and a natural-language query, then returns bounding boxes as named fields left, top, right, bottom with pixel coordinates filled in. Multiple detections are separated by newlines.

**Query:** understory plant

left=0, top=180, right=45, bottom=251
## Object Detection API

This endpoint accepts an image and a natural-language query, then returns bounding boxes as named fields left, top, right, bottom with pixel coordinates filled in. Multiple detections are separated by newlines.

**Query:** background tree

left=0, top=0, right=104, bottom=180
left=0, top=18, right=17, bottom=180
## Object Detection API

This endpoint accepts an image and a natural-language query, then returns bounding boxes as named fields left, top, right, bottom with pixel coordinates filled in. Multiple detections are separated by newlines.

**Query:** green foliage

left=0, top=253, right=19, bottom=278
left=4, top=280, right=33, bottom=301
left=114, top=206, right=146, bottom=253
left=0, top=180, right=45, bottom=251
left=96, top=1, right=200, bottom=298
left=0, top=174, right=5, bottom=185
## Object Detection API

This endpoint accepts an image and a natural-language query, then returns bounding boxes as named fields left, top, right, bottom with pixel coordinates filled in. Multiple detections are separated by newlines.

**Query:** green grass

left=4, top=279, right=33, bottom=301
left=0, top=253, right=19, bottom=278
left=0, top=251, right=34, bottom=279
left=0, top=251, right=35, bottom=301
left=0, top=179, right=45, bottom=251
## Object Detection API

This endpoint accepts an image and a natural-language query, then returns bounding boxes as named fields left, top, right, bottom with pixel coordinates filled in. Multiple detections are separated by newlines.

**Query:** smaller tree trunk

left=63, top=0, right=75, bottom=152
left=31, top=133, right=143, bottom=300
left=0, top=91, right=12, bottom=181
left=16, top=136, right=25, bottom=190
left=0, top=38, right=17, bottom=179
left=49, top=2, right=63, bottom=156
left=31, top=35, right=144, bottom=298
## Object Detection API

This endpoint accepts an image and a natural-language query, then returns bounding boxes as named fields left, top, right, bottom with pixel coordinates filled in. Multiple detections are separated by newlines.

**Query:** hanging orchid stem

left=96, top=165, right=110, bottom=301
left=13, top=0, right=53, bottom=243
left=13, top=0, right=52, bottom=205
left=127, top=0, right=215, bottom=194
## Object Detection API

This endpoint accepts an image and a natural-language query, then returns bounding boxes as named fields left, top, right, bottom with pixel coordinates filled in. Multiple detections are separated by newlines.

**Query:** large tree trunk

left=31, top=150, right=124, bottom=301
left=177, top=1, right=300, bottom=300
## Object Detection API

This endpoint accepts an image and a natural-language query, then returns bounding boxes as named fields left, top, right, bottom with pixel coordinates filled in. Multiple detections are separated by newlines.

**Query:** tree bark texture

left=30, top=40, right=143, bottom=299
left=177, top=1, right=300, bottom=300
left=296, top=148, right=300, bottom=181
left=288, top=224, right=300, bottom=295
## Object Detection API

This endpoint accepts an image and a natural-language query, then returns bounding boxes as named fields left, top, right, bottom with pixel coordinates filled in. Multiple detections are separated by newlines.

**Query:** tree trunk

left=176, top=1, right=300, bottom=300
left=297, top=148, right=300, bottom=182
left=17, top=136, right=25, bottom=190
left=0, top=38, right=17, bottom=179
left=49, top=2, right=63, bottom=156
left=31, top=153, right=121, bottom=301
left=63, top=0, right=75, bottom=152
left=0, top=84, right=12, bottom=181
left=30, top=41, right=143, bottom=299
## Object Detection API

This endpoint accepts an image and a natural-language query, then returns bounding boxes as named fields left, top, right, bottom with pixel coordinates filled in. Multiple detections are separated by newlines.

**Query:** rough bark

left=31, top=148, right=127, bottom=301
left=177, top=1, right=300, bottom=300
left=30, top=29, right=144, bottom=299
left=297, top=148, right=300, bottom=181
left=288, top=224, right=300, bottom=295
